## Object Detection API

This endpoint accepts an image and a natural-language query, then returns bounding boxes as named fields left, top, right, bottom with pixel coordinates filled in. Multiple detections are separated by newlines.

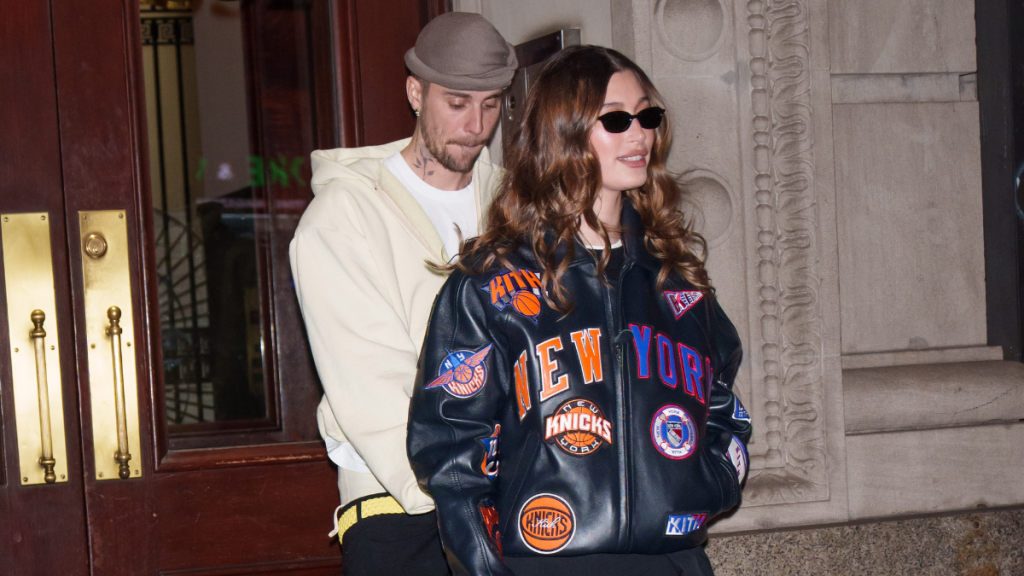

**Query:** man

left=288, top=12, right=517, bottom=576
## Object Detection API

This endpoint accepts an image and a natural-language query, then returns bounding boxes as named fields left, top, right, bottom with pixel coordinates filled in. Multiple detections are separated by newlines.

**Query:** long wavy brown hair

left=456, top=45, right=711, bottom=313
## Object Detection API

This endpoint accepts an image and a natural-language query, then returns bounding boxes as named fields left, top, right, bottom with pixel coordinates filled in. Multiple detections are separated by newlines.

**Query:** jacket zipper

left=605, top=261, right=632, bottom=551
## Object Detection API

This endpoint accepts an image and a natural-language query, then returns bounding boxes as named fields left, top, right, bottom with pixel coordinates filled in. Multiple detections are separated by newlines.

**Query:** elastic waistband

left=330, top=493, right=405, bottom=544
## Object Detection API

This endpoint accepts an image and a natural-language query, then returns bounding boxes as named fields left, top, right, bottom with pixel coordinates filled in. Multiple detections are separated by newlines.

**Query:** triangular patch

left=733, top=401, right=750, bottom=422
left=664, top=291, right=704, bottom=319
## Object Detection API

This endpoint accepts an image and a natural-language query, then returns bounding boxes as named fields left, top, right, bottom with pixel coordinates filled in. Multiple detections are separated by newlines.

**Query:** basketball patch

left=664, top=290, right=704, bottom=319
left=665, top=513, right=707, bottom=536
left=481, top=268, right=544, bottom=323
left=425, top=344, right=493, bottom=398
left=480, top=424, right=500, bottom=480
left=650, top=405, right=697, bottom=460
left=518, top=494, right=575, bottom=554
left=733, top=400, right=750, bottom=422
left=544, top=398, right=612, bottom=456
left=727, top=435, right=748, bottom=482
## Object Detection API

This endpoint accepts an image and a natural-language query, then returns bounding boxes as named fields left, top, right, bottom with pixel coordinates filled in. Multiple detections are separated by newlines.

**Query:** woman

left=407, top=45, right=751, bottom=576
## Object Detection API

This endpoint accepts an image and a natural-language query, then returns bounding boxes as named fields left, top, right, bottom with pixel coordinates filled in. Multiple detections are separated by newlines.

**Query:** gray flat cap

left=405, top=13, right=517, bottom=91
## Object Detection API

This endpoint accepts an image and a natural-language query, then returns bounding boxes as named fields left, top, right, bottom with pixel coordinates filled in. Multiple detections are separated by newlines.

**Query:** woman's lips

left=618, top=154, right=647, bottom=168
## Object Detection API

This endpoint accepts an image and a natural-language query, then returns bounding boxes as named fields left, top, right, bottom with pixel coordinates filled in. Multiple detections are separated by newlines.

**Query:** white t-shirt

left=325, top=151, right=479, bottom=474
left=381, top=151, right=478, bottom=260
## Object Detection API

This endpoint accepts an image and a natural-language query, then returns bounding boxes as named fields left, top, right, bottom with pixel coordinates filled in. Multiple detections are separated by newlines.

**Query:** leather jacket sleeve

left=703, top=298, right=753, bottom=491
left=408, top=272, right=514, bottom=576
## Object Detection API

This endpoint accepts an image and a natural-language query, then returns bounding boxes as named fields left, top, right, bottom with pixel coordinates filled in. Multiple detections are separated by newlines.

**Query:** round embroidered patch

left=650, top=405, right=697, bottom=460
left=424, top=344, right=493, bottom=398
left=727, top=435, right=748, bottom=481
left=511, top=290, right=542, bottom=319
left=518, top=493, right=575, bottom=554
left=544, top=398, right=612, bottom=456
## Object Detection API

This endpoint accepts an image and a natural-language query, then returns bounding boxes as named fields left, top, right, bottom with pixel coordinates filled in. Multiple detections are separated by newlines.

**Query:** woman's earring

left=414, top=109, right=420, bottom=117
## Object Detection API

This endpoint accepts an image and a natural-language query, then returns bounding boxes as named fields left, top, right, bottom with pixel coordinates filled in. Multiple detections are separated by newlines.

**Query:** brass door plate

left=2, top=213, right=70, bottom=485
left=79, top=211, right=142, bottom=480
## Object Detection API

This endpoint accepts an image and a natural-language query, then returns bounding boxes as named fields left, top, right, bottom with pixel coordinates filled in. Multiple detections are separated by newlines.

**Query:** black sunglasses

left=596, top=107, right=665, bottom=133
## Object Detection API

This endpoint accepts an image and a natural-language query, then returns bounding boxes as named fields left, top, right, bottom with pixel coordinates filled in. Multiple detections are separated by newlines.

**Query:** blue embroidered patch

left=665, top=513, right=707, bottom=536
left=425, top=344, right=493, bottom=398
left=727, top=436, right=748, bottom=482
left=650, top=405, right=697, bottom=460
left=481, top=424, right=500, bottom=480
left=733, top=400, right=750, bottom=422
left=481, top=269, right=544, bottom=323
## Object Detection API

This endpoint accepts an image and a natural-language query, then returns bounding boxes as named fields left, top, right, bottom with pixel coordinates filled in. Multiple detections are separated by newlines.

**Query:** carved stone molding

left=655, top=0, right=729, bottom=61
left=743, top=0, right=829, bottom=506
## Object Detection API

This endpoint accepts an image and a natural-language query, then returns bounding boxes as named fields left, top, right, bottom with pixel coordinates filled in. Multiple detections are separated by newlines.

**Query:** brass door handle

left=80, top=210, right=141, bottom=481
left=30, top=310, right=58, bottom=483
left=3, top=212, right=69, bottom=486
left=105, top=306, right=132, bottom=479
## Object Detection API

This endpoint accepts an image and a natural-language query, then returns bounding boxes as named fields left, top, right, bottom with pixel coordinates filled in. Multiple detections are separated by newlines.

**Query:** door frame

left=977, top=0, right=1024, bottom=362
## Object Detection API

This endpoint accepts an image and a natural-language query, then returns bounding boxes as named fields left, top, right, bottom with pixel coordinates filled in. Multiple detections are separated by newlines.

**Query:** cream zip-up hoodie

left=289, top=138, right=500, bottom=514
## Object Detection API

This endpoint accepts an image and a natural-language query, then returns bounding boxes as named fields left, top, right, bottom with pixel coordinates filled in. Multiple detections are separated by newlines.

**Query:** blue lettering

left=657, top=334, right=677, bottom=388
left=678, top=344, right=703, bottom=402
left=629, top=324, right=652, bottom=379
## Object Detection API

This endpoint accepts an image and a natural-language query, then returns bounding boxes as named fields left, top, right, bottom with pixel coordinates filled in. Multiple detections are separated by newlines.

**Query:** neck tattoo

left=411, top=143, right=437, bottom=180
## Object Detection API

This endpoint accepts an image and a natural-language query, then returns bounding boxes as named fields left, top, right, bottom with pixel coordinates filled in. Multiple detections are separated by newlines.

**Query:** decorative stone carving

left=655, top=0, right=728, bottom=61
left=677, top=169, right=734, bottom=247
left=743, top=0, right=829, bottom=506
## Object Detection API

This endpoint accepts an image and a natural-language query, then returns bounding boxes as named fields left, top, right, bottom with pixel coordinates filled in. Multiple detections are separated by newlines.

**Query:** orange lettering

left=522, top=269, right=542, bottom=289
left=508, top=269, right=528, bottom=290
left=535, top=337, right=569, bottom=402
left=570, top=328, right=603, bottom=384
left=514, top=350, right=531, bottom=420
left=489, top=276, right=506, bottom=306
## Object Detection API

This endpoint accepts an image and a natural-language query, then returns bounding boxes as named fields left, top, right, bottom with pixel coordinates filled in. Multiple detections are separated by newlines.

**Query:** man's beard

left=421, top=120, right=487, bottom=174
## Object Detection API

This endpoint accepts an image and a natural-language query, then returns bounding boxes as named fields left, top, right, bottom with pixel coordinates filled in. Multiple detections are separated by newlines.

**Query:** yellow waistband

left=331, top=494, right=406, bottom=544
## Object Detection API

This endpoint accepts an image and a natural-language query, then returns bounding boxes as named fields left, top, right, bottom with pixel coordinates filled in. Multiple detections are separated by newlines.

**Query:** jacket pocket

left=499, top=431, right=540, bottom=536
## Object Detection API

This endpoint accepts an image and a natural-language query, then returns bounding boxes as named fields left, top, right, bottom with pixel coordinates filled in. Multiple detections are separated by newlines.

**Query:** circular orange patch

left=511, top=290, right=541, bottom=318
left=545, top=398, right=610, bottom=455
left=518, top=494, right=575, bottom=553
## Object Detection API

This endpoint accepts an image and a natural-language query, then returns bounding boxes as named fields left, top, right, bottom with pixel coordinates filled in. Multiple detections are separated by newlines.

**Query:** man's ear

left=406, top=76, right=425, bottom=114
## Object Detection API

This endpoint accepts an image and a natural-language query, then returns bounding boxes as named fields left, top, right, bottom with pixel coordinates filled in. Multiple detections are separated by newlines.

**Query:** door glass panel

left=139, top=0, right=324, bottom=443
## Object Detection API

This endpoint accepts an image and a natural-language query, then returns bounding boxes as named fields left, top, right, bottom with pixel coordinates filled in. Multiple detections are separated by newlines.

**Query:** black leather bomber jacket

left=408, top=203, right=752, bottom=576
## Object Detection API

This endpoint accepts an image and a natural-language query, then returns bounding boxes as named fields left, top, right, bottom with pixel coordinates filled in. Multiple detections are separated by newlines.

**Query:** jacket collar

left=539, top=199, right=661, bottom=273
left=620, top=199, right=661, bottom=273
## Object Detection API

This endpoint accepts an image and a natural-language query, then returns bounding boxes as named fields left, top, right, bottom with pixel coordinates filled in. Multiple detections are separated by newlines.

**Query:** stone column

left=613, top=0, right=849, bottom=530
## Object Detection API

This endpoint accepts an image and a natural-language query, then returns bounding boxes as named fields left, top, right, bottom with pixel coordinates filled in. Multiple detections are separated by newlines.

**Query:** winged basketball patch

left=425, top=344, right=493, bottom=397
left=664, top=290, right=703, bottom=319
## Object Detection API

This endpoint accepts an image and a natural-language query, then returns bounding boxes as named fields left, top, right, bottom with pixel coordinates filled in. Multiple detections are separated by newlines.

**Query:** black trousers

left=505, top=546, right=716, bottom=576
left=341, top=511, right=451, bottom=576
left=340, top=510, right=715, bottom=576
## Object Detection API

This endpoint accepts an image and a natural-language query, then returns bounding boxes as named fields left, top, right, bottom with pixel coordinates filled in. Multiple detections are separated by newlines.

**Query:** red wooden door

left=0, top=2, right=91, bottom=573
left=1, top=1, right=446, bottom=574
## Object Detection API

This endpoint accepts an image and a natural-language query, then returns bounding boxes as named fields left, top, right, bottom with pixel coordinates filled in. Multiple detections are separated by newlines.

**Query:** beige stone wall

left=458, top=0, right=1024, bottom=546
